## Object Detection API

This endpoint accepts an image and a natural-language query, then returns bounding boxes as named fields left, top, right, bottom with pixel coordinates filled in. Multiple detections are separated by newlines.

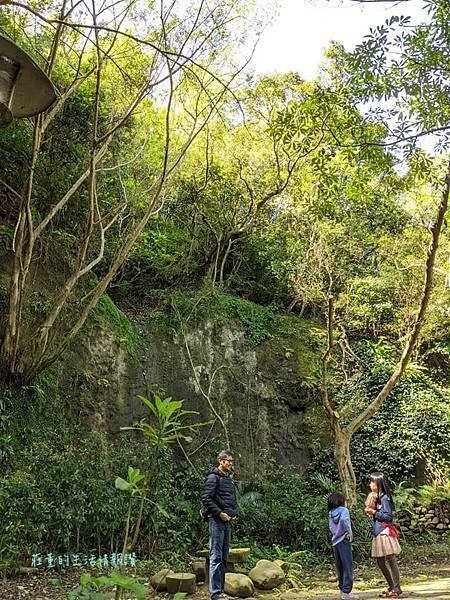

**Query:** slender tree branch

left=347, top=160, right=450, bottom=436
left=0, top=178, right=22, bottom=201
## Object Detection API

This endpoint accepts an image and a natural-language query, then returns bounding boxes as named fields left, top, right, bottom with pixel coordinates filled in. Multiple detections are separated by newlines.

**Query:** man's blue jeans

left=332, top=538, right=353, bottom=594
left=208, top=516, right=231, bottom=600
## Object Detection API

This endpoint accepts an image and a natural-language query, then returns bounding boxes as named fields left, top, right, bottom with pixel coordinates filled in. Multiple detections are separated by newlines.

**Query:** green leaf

left=155, top=502, right=171, bottom=519
left=115, top=476, right=130, bottom=491
left=79, top=572, right=93, bottom=587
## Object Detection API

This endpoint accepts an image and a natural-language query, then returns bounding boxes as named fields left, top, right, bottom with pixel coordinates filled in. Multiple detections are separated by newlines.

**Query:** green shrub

left=92, top=294, right=139, bottom=356
left=0, top=431, right=212, bottom=566
left=234, top=458, right=372, bottom=559
left=53, top=571, right=147, bottom=599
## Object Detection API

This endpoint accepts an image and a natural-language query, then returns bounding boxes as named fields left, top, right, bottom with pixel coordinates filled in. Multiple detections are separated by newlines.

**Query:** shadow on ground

left=316, top=578, right=450, bottom=600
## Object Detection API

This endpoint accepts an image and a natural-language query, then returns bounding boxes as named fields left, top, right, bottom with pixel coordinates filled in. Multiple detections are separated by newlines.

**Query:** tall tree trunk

left=334, top=429, right=357, bottom=506
left=321, top=161, right=450, bottom=505
left=0, top=3, right=66, bottom=382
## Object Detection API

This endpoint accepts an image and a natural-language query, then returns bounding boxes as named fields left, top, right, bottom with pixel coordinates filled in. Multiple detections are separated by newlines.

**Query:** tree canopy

left=0, top=0, right=449, bottom=505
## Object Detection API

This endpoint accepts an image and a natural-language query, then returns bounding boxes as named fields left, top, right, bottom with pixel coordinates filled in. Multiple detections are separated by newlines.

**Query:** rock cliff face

left=64, top=309, right=326, bottom=475
left=0, top=247, right=326, bottom=473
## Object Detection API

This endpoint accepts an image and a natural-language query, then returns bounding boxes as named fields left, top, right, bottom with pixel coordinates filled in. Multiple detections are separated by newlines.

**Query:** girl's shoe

left=341, top=593, right=359, bottom=600
left=378, top=591, right=392, bottom=597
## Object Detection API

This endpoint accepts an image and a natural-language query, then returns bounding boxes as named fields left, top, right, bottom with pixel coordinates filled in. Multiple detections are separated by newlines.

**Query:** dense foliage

left=0, top=382, right=207, bottom=571
left=309, top=342, right=450, bottom=483
left=0, top=0, right=450, bottom=574
left=0, top=342, right=448, bottom=572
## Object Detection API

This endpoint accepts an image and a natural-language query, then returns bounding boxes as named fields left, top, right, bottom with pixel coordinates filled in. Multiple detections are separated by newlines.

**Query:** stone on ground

left=225, top=573, right=255, bottom=597
left=150, top=568, right=174, bottom=591
left=166, top=573, right=197, bottom=594
left=273, top=559, right=289, bottom=573
left=228, top=548, right=251, bottom=563
left=192, top=559, right=206, bottom=582
left=249, top=559, right=285, bottom=590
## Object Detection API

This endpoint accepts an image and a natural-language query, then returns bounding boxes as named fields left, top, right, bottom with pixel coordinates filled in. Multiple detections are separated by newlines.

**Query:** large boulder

left=166, top=573, right=197, bottom=594
left=249, top=560, right=285, bottom=590
left=150, top=568, right=174, bottom=591
left=225, top=573, right=255, bottom=598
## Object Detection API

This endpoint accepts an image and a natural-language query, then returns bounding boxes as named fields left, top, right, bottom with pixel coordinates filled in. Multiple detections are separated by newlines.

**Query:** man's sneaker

left=341, top=593, right=359, bottom=600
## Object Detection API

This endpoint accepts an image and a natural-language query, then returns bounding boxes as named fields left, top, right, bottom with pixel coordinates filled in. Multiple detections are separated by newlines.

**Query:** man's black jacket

left=202, top=467, right=238, bottom=518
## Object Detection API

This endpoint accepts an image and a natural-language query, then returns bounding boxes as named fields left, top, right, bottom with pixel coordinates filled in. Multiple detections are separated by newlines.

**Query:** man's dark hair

left=216, top=450, right=233, bottom=465
left=328, top=492, right=346, bottom=511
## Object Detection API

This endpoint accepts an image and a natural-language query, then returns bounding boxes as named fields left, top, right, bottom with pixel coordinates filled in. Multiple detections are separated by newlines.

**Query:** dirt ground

left=316, top=576, right=450, bottom=600
left=0, top=569, right=449, bottom=600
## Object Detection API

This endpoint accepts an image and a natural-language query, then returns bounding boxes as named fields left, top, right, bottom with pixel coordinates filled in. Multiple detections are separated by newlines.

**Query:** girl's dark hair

left=370, top=472, right=395, bottom=509
left=328, top=492, right=346, bottom=511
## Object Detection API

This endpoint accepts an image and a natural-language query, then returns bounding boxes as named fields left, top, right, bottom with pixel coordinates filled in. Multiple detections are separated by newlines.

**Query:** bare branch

left=0, top=178, right=22, bottom=202
left=321, top=294, right=340, bottom=426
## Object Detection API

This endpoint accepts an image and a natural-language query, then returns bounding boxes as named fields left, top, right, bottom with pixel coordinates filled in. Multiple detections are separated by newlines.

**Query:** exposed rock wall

left=63, top=313, right=326, bottom=476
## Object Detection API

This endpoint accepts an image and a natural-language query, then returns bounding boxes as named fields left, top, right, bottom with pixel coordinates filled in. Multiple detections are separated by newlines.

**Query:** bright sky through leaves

left=251, top=0, right=425, bottom=78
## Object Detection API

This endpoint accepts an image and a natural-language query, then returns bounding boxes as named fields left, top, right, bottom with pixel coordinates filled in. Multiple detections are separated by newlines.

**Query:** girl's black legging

left=376, top=554, right=401, bottom=591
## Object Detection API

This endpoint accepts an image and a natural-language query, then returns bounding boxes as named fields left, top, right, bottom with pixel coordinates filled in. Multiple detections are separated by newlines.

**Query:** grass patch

left=92, top=293, right=139, bottom=356
left=147, top=286, right=323, bottom=353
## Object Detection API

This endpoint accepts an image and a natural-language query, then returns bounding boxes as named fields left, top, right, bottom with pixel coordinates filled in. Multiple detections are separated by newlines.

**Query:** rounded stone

left=249, top=560, right=285, bottom=590
left=225, top=573, right=255, bottom=597
left=273, top=559, right=289, bottom=574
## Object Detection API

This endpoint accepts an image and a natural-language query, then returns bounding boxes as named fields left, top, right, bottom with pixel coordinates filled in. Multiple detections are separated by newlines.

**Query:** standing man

left=202, top=451, right=238, bottom=600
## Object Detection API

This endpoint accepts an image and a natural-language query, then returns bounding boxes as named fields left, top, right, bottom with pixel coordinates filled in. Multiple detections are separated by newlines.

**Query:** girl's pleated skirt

left=371, top=534, right=401, bottom=557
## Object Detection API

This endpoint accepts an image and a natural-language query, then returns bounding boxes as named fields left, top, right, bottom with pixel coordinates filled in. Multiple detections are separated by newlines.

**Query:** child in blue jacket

left=328, top=492, right=359, bottom=600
